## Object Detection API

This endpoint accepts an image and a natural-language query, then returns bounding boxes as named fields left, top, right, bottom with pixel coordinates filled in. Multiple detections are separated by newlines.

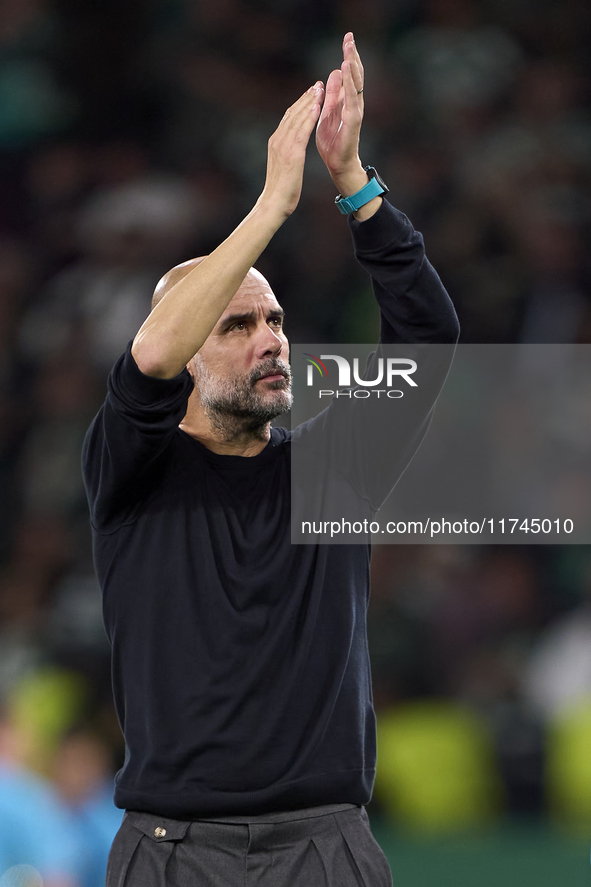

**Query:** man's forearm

left=132, top=82, right=324, bottom=379
left=131, top=201, right=285, bottom=379
left=350, top=200, right=460, bottom=344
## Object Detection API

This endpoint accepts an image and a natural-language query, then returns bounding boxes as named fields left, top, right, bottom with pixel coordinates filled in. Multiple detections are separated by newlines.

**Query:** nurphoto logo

left=303, top=353, right=418, bottom=399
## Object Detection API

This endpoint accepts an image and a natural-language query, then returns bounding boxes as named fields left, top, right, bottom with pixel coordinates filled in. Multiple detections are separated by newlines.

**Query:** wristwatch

left=335, top=166, right=389, bottom=215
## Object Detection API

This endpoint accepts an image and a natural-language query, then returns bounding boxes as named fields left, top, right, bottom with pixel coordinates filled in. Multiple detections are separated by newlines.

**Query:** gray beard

left=196, top=357, right=292, bottom=444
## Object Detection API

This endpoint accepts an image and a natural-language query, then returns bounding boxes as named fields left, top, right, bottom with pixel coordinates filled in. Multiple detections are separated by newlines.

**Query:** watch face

left=366, top=167, right=389, bottom=193
left=365, top=166, right=390, bottom=194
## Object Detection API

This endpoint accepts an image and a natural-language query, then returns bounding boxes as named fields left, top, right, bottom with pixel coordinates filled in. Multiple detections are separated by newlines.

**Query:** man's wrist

left=252, top=193, right=294, bottom=229
left=332, top=163, right=385, bottom=221
left=329, top=161, right=368, bottom=199
left=351, top=194, right=383, bottom=222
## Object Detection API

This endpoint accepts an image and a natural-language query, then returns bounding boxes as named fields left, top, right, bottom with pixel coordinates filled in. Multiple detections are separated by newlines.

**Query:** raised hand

left=132, top=81, right=325, bottom=379
left=316, top=32, right=368, bottom=198
left=259, top=81, right=325, bottom=220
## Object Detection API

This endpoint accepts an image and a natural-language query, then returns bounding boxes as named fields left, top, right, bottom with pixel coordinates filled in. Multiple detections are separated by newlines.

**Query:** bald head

left=152, top=258, right=272, bottom=312
left=152, top=257, right=208, bottom=311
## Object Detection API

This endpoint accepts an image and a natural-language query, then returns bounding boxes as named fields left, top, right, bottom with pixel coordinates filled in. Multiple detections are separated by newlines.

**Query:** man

left=83, top=33, right=458, bottom=887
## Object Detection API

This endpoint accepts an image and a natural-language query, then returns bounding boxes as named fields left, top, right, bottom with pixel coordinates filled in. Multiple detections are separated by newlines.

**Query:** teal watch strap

left=335, top=167, right=388, bottom=215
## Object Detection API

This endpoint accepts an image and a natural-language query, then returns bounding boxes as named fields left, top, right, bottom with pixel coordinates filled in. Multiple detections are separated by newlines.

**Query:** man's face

left=191, top=270, right=291, bottom=429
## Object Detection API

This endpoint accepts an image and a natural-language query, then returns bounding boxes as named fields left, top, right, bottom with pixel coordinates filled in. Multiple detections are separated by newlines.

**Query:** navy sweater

left=82, top=200, right=459, bottom=817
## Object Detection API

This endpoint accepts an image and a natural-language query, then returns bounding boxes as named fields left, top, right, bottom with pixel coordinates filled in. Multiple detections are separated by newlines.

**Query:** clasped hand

left=260, top=32, right=368, bottom=221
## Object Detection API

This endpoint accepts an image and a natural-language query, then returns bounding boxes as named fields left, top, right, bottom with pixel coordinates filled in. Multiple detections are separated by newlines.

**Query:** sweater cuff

left=348, top=199, right=412, bottom=254
left=118, top=340, right=193, bottom=404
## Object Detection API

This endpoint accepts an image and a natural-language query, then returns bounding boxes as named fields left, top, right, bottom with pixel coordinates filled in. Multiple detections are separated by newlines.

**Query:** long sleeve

left=82, top=344, right=194, bottom=531
left=348, top=198, right=459, bottom=345
left=292, top=200, right=459, bottom=522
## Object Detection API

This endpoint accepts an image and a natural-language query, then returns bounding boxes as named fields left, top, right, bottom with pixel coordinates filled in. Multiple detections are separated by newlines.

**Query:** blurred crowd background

left=0, top=0, right=589, bottom=884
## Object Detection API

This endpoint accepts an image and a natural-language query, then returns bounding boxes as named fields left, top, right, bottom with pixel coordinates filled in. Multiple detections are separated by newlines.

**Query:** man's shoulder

left=270, top=425, right=291, bottom=447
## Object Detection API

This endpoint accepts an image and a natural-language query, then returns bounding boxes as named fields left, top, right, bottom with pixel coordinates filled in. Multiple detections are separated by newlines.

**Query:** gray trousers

left=106, top=803, right=393, bottom=886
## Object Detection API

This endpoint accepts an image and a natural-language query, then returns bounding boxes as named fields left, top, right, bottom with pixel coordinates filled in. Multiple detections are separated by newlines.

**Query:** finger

left=301, top=82, right=325, bottom=123
left=343, top=32, right=364, bottom=83
left=281, top=82, right=323, bottom=124
left=343, top=43, right=363, bottom=92
left=306, top=83, right=325, bottom=124
left=276, top=82, right=324, bottom=144
left=325, top=69, right=343, bottom=100
left=341, top=59, right=361, bottom=113
left=291, top=81, right=324, bottom=110
left=346, top=54, right=364, bottom=95
left=318, top=69, right=342, bottom=123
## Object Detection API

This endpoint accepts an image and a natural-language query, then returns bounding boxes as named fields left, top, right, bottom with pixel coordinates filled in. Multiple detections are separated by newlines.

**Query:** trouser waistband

left=193, top=802, right=358, bottom=825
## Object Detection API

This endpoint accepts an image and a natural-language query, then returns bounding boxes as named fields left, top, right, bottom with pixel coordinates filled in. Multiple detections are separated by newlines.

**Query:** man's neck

left=180, top=387, right=276, bottom=456
left=178, top=417, right=271, bottom=457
